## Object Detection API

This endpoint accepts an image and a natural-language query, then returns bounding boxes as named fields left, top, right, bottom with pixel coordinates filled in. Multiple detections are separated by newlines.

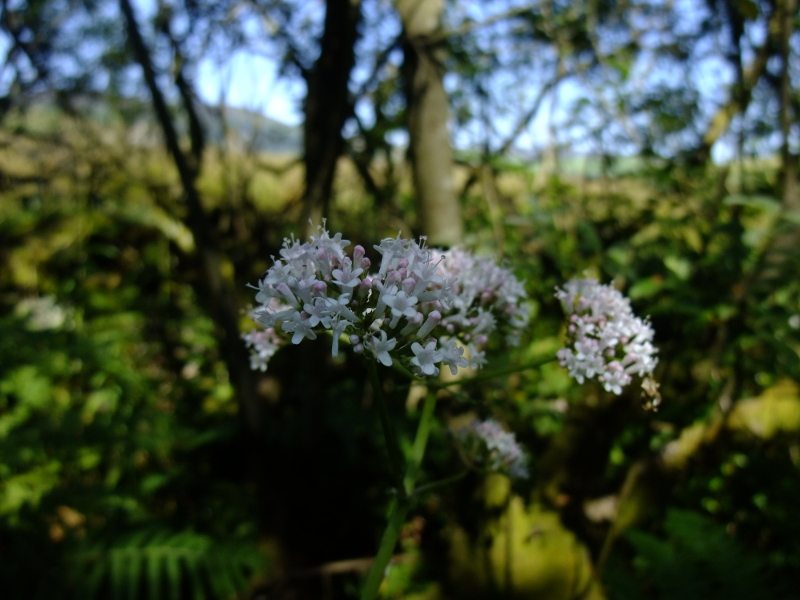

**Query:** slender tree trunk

left=119, top=0, right=261, bottom=432
left=756, top=0, right=799, bottom=283
left=778, top=0, right=798, bottom=210
left=397, top=0, right=463, bottom=247
left=301, top=0, right=361, bottom=235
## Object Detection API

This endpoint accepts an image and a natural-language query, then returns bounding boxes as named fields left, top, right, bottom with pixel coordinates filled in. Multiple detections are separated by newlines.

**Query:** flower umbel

left=244, top=224, right=531, bottom=375
left=556, top=275, right=658, bottom=395
left=241, top=328, right=283, bottom=372
left=455, top=418, right=529, bottom=479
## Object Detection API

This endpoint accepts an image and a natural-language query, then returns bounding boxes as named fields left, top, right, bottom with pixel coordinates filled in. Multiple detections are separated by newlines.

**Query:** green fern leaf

left=110, top=549, right=127, bottom=600
left=164, top=551, right=182, bottom=600
left=206, top=553, right=238, bottom=598
left=146, top=543, right=162, bottom=600
left=84, top=553, right=108, bottom=600
left=623, top=510, right=780, bottom=600
left=126, top=550, right=143, bottom=600
left=72, top=527, right=266, bottom=600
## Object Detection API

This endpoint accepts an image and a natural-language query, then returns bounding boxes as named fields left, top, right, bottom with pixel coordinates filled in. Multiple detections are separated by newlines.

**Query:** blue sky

left=196, top=51, right=304, bottom=126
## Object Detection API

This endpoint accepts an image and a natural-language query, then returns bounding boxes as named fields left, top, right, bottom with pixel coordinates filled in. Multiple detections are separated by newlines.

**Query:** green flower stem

left=390, top=361, right=417, bottom=381
left=403, top=390, right=436, bottom=495
left=432, top=353, right=558, bottom=389
left=360, top=390, right=438, bottom=600
left=391, top=353, right=558, bottom=389
left=361, top=354, right=558, bottom=600
left=412, top=470, right=468, bottom=496
left=367, top=359, right=406, bottom=492
left=359, top=497, right=410, bottom=600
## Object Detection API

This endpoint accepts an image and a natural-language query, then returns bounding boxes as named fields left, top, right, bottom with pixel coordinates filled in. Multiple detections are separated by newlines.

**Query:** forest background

left=1, top=0, right=800, bottom=599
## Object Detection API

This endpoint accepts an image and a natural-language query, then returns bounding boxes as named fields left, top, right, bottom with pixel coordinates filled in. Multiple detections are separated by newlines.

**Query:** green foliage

left=606, top=509, right=788, bottom=600
left=3, top=7, right=800, bottom=594
left=72, top=529, right=265, bottom=600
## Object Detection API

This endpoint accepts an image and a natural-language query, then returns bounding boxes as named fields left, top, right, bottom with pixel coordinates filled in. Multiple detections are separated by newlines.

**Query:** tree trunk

left=757, top=0, right=799, bottom=283
left=778, top=0, right=798, bottom=211
left=301, top=0, right=361, bottom=235
left=120, top=0, right=261, bottom=432
left=397, top=0, right=463, bottom=247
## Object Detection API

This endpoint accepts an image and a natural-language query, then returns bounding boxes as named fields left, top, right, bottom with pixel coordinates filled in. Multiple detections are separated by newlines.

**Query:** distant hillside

left=196, top=104, right=301, bottom=154
left=11, top=91, right=302, bottom=155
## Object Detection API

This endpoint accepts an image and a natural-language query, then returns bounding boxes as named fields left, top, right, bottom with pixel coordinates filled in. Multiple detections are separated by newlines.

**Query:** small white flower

left=330, top=318, right=353, bottom=358
left=439, top=338, right=469, bottom=375
left=303, top=297, right=329, bottom=327
left=384, top=290, right=419, bottom=319
left=467, top=343, right=488, bottom=369
left=410, top=340, right=443, bottom=376
left=324, top=294, right=360, bottom=324
left=368, top=330, right=397, bottom=367
left=281, top=312, right=318, bottom=344
left=332, top=262, right=364, bottom=290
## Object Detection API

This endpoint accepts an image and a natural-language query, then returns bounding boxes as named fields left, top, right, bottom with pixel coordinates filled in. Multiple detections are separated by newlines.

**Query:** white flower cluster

left=242, top=328, right=283, bottom=372
left=555, top=276, right=658, bottom=395
left=455, top=418, right=529, bottom=479
left=437, top=249, right=530, bottom=348
left=244, top=225, right=531, bottom=376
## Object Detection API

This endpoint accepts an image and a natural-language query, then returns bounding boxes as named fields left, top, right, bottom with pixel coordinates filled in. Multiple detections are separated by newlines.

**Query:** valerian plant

left=243, top=225, right=660, bottom=600
left=245, top=225, right=530, bottom=376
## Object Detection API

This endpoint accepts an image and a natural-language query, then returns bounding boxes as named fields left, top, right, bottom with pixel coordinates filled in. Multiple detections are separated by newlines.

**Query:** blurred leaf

left=733, top=0, right=759, bottom=19
left=664, top=255, right=691, bottom=280
left=628, top=276, right=664, bottom=300
left=723, top=195, right=781, bottom=213
left=0, top=462, right=61, bottom=517
left=729, top=380, right=800, bottom=439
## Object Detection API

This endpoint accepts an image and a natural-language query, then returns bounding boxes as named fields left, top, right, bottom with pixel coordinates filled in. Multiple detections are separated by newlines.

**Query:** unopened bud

left=416, top=310, right=442, bottom=339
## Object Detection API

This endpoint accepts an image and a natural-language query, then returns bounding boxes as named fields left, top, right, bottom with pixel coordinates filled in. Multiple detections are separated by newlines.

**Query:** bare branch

left=427, top=6, right=533, bottom=44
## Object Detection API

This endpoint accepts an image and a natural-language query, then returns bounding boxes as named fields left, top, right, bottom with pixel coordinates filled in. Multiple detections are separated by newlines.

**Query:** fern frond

left=71, top=528, right=267, bottom=600
left=622, top=509, right=780, bottom=600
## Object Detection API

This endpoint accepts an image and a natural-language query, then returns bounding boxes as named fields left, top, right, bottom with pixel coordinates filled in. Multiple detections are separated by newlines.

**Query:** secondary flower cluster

left=455, top=418, right=529, bottom=479
left=245, top=225, right=530, bottom=377
left=242, top=327, right=282, bottom=372
left=555, top=276, right=658, bottom=395
left=436, top=249, right=530, bottom=348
